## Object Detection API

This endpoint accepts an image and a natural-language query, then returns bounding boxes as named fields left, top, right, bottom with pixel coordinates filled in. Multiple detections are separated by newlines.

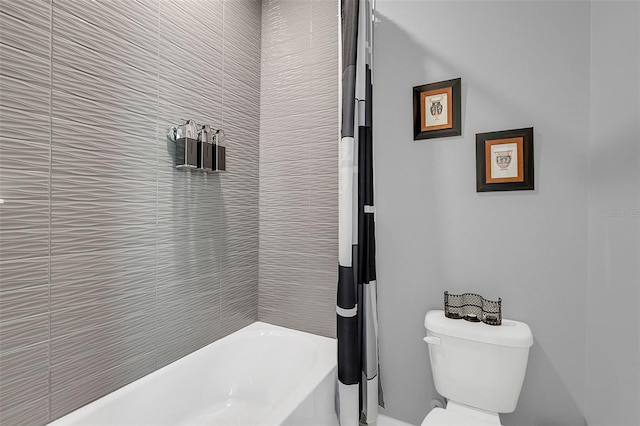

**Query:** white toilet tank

left=424, top=310, right=533, bottom=414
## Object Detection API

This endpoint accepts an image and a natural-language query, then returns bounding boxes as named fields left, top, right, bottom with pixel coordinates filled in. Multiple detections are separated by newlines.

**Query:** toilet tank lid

left=425, top=310, right=533, bottom=348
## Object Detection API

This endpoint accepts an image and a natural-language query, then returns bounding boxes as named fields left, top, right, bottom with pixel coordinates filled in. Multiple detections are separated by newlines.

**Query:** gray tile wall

left=258, top=0, right=338, bottom=338
left=0, top=0, right=261, bottom=424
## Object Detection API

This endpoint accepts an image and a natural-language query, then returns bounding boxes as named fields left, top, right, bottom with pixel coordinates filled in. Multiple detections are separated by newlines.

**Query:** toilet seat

left=421, top=406, right=502, bottom=426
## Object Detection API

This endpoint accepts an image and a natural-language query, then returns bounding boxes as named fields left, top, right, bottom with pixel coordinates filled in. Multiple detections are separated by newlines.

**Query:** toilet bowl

left=422, top=310, right=533, bottom=425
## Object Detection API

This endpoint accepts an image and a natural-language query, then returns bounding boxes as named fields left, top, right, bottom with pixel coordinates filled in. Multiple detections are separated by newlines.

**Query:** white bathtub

left=48, top=322, right=338, bottom=426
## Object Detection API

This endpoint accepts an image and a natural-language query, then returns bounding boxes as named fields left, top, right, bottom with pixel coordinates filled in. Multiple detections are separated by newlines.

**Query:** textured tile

left=159, top=0, right=223, bottom=60
left=260, top=231, right=309, bottom=259
left=220, top=217, right=258, bottom=295
left=158, top=0, right=223, bottom=125
left=157, top=266, right=220, bottom=315
left=311, top=0, right=339, bottom=65
left=221, top=242, right=258, bottom=336
left=223, top=0, right=261, bottom=74
left=50, top=246, right=156, bottom=338
left=158, top=77, right=220, bottom=121
left=0, top=0, right=264, bottom=422
left=51, top=1, right=159, bottom=184
left=0, top=85, right=50, bottom=174
left=223, top=175, right=259, bottom=201
left=50, top=283, right=155, bottom=340
left=0, top=0, right=51, bottom=137
left=258, top=91, right=310, bottom=127
left=155, top=326, right=207, bottom=369
left=0, top=169, right=50, bottom=202
left=50, top=198, right=156, bottom=255
left=50, top=118, right=157, bottom=255
left=0, top=135, right=50, bottom=172
left=51, top=66, right=157, bottom=127
left=0, top=74, right=50, bottom=118
left=0, top=396, right=49, bottom=426
left=260, top=253, right=311, bottom=285
left=156, top=285, right=221, bottom=368
left=50, top=204, right=156, bottom=254
left=0, top=284, right=49, bottom=323
left=220, top=291, right=257, bottom=337
left=260, top=190, right=311, bottom=221
left=261, top=0, right=311, bottom=60
left=0, top=46, right=50, bottom=96
left=50, top=104, right=157, bottom=168
left=259, top=132, right=314, bottom=165
left=52, top=1, right=158, bottom=75
left=258, top=0, right=338, bottom=336
left=307, top=238, right=338, bottom=273
left=50, top=314, right=155, bottom=394
left=50, top=351, right=156, bottom=420
left=307, top=220, right=338, bottom=248
left=51, top=167, right=157, bottom=204
left=157, top=70, right=221, bottom=120
left=221, top=166, right=258, bottom=192
left=260, top=170, right=312, bottom=190
left=155, top=241, right=222, bottom=367
left=0, top=313, right=49, bottom=353
left=0, top=0, right=51, bottom=197
left=0, top=169, right=50, bottom=261
left=0, top=256, right=49, bottom=293
left=260, top=211, right=309, bottom=231
left=0, top=341, right=49, bottom=416
left=221, top=93, right=260, bottom=137
left=151, top=0, right=259, bottom=371
left=259, top=276, right=335, bottom=338
left=156, top=213, right=223, bottom=249
left=0, top=0, right=51, bottom=59
left=53, top=0, right=158, bottom=53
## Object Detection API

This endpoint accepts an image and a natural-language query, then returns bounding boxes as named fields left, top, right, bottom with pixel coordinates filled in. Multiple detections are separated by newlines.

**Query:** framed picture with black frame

left=412, top=78, right=462, bottom=140
left=476, top=127, right=534, bottom=192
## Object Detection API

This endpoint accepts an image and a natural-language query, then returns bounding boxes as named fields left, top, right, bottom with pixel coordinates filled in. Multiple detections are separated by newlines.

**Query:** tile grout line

left=308, top=3, right=314, bottom=288
left=154, top=0, right=160, bottom=372
left=256, top=0, right=261, bottom=323
left=220, top=0, right=225, bottom=337
left=47, top=0, right=53, bottom=421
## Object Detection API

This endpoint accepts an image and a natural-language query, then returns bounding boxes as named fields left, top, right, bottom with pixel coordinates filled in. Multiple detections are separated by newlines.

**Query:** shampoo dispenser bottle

left=197, top=125, right=214, bottom=171
left=173, top=120, right=199, bottom=170
left=213, top=129, right=226, bottom=171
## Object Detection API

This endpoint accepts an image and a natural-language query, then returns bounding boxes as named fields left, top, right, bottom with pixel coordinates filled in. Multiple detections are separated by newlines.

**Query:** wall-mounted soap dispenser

left=169, top=120, right=199, bottom=170
left=198, top=125, right=214, bottom=172
left=168, top=120, right=225, bottom=172
left=212, top=129, right=226, bottom=172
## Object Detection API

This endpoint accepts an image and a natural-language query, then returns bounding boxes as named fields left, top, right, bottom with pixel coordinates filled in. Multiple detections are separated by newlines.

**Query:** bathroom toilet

left=422, top=310, right=533, bottom=426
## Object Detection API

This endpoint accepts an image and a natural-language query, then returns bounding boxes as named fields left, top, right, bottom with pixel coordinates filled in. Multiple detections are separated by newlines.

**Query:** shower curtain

left=337, top=0, right=382, bottom=425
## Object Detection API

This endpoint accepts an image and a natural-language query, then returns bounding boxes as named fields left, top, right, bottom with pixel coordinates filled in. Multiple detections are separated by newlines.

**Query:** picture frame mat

left=484, top=137, right=525, bottom=184
left=420, top=87, right=453, bottom=132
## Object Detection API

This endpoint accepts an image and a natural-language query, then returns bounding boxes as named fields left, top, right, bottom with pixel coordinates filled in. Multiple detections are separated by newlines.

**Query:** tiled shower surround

left=0, top=0, right=338, bottom=424
left=0, top=0, right=261, bottom=422
left=258, top=0, right=338, bottom=338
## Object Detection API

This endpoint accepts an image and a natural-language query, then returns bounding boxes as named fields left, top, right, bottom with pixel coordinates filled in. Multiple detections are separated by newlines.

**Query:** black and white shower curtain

left=337, top=0, right=382, bottom=425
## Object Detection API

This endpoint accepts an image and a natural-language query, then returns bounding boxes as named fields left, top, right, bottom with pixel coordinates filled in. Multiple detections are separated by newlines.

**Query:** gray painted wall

left=374, top=1, right=592, bottom=425
left=258, top=0, right=339, bottom=338
left=586, top=2, right=640, bottom=426
left=0, top=1, right=261, bottom=424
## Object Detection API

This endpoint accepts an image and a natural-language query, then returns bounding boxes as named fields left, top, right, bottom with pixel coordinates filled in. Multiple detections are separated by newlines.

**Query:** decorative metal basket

left=444, top=291, right=502, bottom=326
